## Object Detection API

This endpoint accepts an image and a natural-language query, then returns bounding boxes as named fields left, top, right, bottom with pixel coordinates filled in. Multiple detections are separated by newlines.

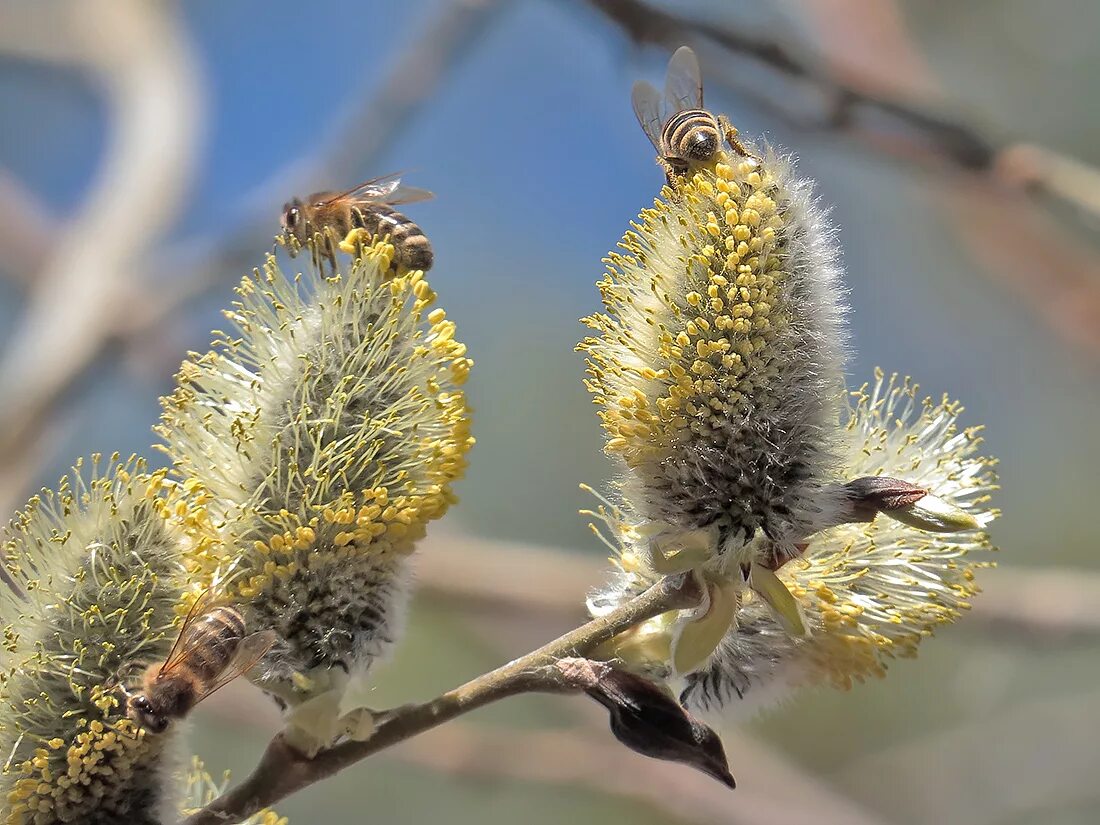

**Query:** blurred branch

left=0, top=171, right=52, bottom=284
left=0, top=0, right=203, bottom=517
left=183, top=574, right=703, bottom=825
left=833, top=689, right=1100, bottom=825
left=584, top=0, right=998, bottom=167
left=794, top=0, right=1100, bottom=363
left=416, top=532, right=1100, bottom=639
left=393, top=721, right=893, bottom=825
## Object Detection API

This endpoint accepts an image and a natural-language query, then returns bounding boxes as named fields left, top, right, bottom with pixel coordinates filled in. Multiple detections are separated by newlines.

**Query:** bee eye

left=285, top=207, right=299, bottom=230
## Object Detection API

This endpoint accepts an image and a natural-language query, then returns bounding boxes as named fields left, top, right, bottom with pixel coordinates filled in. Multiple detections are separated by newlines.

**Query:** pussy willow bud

left=0, top=456, right=191, bottom=825
left=157, top=240, right=474, bottom=752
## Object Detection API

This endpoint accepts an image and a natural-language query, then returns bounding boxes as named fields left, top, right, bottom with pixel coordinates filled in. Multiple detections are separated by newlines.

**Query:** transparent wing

left=664, top=46, right=704, bottom=111
left=322, top=173, right=435, bottom=206
left=631, top=79, right=665, bottom=151
left=373, top=184, right=434, bottom=206
left=191, top=629, right=278, bottom=705
left=159, top=589, right=220, bottom=675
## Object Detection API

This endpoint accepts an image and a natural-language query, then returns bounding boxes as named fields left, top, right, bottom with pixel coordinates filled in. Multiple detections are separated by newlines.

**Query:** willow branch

left=182, top=573, right=703, bottom=825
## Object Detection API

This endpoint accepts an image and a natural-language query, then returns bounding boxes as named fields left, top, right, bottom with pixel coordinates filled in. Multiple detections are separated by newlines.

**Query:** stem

left=182, top=573, right=701, bottom=825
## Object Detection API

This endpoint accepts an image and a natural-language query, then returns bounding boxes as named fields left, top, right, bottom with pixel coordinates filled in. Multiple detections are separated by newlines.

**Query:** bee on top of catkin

left=631, top=45, right=753, bottom=182
left=158, top=239, right=473, bottom=756
left=582, top=45, right=850, bottom=580
left=280, top=172, right=435, bottom=274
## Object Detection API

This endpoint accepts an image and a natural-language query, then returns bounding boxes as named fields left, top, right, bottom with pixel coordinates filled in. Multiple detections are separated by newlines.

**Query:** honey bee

left=631, top=46, right=750, bottom=182
left=122, top=591, right=276, bottom=734
left=280, top=173, right=434, bottom=274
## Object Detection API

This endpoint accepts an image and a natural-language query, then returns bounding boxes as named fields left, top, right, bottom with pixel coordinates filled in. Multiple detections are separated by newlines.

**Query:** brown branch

left=183, top=573, right=703, bottom=825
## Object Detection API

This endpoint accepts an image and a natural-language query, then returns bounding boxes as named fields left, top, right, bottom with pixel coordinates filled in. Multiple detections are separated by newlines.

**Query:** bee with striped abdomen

left=280, top=173, right=434, bottom=274
left=631, top=46, right=750, bottom=182
left=122, top=591, right=275, bottom=734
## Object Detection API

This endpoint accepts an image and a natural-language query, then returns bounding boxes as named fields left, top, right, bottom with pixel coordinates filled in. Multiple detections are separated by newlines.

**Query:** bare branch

left=0, top=170, right=52, bottom=284
left=183, top=573, right=703, bottom=825
left=584, top=0, right=994, bottom=165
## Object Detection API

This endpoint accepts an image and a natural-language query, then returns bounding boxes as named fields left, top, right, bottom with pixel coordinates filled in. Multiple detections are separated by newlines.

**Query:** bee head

left=280, top=198, right=306, bottom=251
left=126, top=693, right=170, bottom=734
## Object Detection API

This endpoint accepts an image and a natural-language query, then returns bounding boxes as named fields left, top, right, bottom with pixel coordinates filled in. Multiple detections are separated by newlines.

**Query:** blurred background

left=3, top=0, right=1100, bottom=822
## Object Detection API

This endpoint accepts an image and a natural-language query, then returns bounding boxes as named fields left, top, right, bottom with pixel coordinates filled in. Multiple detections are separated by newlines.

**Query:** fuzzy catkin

left=587, top=369, right=997, bottom=714
left=580, top=146, right=849, bottom=563
left=157, top=240, right=473, bottom=731
left=0, top=457, right=191, bottom=825
left=582, top=130, right=998, bottom=713
left=680, top=373, right=997, bottom=713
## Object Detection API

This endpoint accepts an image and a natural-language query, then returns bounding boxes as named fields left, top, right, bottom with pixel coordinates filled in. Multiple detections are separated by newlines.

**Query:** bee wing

left=191, top=629, right=278, bottom=705
left=631, top=78, right=665, bottom=151
left=377, top=184, right=435, bottom=206
left=664, top=46, right=705, bottom=111
left=323, top=173, right=434, bottom=206
left=158, top=589, right=220, bottom=675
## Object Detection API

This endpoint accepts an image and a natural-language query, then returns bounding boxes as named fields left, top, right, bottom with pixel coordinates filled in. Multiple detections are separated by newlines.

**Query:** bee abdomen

left=355, top=205, right=434, bottom=271
left=664, top=109, right=720, bottom=161
left=189, top=607, right=246, bottom=680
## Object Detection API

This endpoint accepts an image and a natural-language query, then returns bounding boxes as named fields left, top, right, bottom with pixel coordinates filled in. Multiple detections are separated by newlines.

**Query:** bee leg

left=325, top=238, right=338, bottom=276
left=112, top=680, right=135, bottom=702
left=721, top=117, right=755, bottom=159
left=308, top=236, right=323, bottom=275
left=659, top=158, right=687, bottom=194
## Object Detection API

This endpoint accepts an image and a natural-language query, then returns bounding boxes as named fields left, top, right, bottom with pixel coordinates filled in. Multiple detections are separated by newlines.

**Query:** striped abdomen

left=354, top=205, right=434, bottom=272
left=182, top=606, right=246, bottom=682
left=662, top=108, right=721, bottom=164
